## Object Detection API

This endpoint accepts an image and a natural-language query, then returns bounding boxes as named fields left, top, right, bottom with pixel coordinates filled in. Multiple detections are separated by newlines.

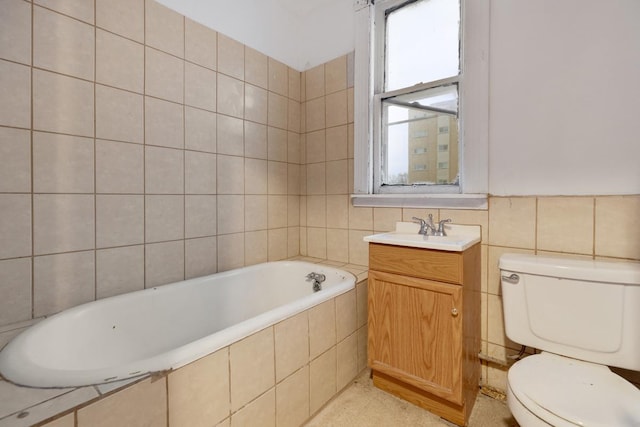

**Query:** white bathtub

left=0, top=261, right=355, bottom=388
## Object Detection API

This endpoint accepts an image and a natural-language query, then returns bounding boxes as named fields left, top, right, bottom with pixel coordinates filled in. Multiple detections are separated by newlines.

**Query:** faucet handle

left=437, top=218, right=452, bottom=235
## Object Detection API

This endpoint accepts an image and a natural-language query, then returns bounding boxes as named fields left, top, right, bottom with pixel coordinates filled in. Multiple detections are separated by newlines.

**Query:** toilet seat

left=508, top=352, right=640, bottom=427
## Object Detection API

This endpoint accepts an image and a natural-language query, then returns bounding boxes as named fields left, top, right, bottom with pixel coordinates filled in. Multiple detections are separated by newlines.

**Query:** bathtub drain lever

left=306, top=272, right=326, bottom=292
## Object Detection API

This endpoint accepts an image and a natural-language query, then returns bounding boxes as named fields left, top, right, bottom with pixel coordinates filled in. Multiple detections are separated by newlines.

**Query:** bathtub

left=0, top=261, right=355, bottom=388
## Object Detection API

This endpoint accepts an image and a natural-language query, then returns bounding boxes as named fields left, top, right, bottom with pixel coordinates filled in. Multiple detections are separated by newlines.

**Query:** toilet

left=499, top=254, right=640, bottom=427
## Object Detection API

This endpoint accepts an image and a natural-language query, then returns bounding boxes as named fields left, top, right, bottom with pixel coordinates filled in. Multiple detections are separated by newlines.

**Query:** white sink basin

left=364, top=223, right=481, bottom=252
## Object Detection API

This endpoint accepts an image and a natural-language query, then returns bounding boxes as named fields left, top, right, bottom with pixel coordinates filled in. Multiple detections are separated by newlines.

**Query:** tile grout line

left=29, top=0, right=35, bottom=321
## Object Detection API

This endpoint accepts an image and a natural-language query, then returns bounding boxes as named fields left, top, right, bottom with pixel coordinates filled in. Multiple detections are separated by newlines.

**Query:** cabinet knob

left=451, top=308, right=459, bottom=317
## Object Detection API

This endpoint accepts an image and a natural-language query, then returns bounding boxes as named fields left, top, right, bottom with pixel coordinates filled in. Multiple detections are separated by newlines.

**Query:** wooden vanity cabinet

left=367, top=242, right=481, bottom=426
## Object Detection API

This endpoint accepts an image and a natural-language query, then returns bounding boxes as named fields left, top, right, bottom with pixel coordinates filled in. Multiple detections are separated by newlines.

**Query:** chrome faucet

left=412, top=215, right=452, bottom=236
left=306, top=272, right=326, bottom=292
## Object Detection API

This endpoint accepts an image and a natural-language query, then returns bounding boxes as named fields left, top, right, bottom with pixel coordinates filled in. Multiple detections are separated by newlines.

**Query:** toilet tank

left=499, top=254, right=640, bottom=371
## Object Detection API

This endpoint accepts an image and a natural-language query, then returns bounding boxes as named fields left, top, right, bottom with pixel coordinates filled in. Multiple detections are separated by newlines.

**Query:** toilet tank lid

left=499, top=254, right=640, bottom=285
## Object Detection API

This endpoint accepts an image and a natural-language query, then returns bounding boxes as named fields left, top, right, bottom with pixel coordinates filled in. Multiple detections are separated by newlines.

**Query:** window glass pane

left=385, top=0, right=460, bottom=91
left=381, top=86, right=459, bottom=186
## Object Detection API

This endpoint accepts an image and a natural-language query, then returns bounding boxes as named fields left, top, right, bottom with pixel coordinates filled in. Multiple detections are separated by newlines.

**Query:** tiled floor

left=306, top=370, right=519, bottom=427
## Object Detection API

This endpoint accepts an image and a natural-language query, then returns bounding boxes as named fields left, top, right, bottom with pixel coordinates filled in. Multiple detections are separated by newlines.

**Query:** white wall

left=155, top=0, right=355, bottom=71
left=488, top=0, right=640, bottom=195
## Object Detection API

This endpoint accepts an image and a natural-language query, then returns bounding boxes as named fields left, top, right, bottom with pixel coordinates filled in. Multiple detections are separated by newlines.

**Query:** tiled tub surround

left=0, top=260, right=369, bottom=427
left=0, top=0, right=304, bottom=347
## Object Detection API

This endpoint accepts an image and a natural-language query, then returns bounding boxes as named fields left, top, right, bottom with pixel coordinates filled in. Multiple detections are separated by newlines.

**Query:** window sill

left=350, top=193, right=488, bottom=210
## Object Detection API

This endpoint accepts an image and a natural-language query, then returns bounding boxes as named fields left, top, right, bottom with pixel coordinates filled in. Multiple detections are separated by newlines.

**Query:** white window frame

left=352, top=0, right=489, bottom=209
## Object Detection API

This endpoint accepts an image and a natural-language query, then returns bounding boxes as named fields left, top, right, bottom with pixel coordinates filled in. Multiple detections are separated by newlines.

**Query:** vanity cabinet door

left=368, top=269, right=463, bottom=405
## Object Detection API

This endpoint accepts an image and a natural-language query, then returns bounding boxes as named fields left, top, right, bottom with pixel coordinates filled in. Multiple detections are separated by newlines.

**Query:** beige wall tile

left=33, top=132, right=94, bottom=193
left=307, top=227, right=327, bottom=260
left=356, top=280, right=368, bottom=328
left=185, top=195, right=217, bottom=238
left=34, top=6, right=94, bottom=80
left=77, top=377, right=167, bottom=427
left=96, top=140, right=144, bottom=194
left=337, top=332, right=358, bottom=390
left=538, top=197, right=594, bottom=255
left=34, top=194, right=94, bottom=255
left=310, top=346, right=337, bottom=415
left=440, top=208, right=489, bottom=243
left=145, top=240, right=184, bottom=287
left=0, top=258, right=31, bottom=325
left=217, top=34, right=244, bottom=80
left=268, top=195, right=288, bottom=229
left=268, top=228, right=288, bottom=261
left=0, top=127, right=30, bottom=192
left=96, top=195, right=144, bottom=248
left=245, top=121, right=267, bottom=159
left=348, top=230, right=370, bottom=266
left=289, top=68, right=301, bottom=102
left=0, top=194, right=31, bottom=259
left=326, top=160, right=348, bottom=195
left=186, top=151, right=217, bottom=194
left=357, top=325, right=368, bottom=372
left=274, top=311, right=309, bottom=382
left=0, top=0, right=31, bottom=65
left=245, top=195, right=267, bottom=231
left=327, top=228, right=348, bottom=263
left=0, top=60, right=30, bottom=129
left=288, top=164, right=300, bottom=196
left=231, top=388, right=275, bottom=427
left=325, top=90, right=348, bottom=128
left=40, top=413, right=74, bottom=427
left=145, top=47, right=183, bottom=103
left=349, top=205, right=373, bottom=230
left=288, top=99, right=301, bottom=133
left=306, top=163, right=326, bottom=195
left=288, top=226, right=300, bottom=257
left=309, top=299, right=336, bottom=359
left=268, top=161, right=288, bottom=195
left=145, top=96, right=184, bottom=148
left=487, top=294, right=519, bottom=351
left=96, top=85, right=144, bottom=144
left=217, top=115, right=244, bottom=156
left=595, top=196, right=640, bottom=260
left=373, top=208, right=402, bottom=232
left=276, top=365, right=309, bottom=427
left=307, top=196, right=326, bottom=227
left=218, top=74, right=245, bottom=119
left=268, top=127, right=287, bottom=162
left=336, top=289, right=357, bottom=342
left=325, top=56, right=347, bottom=95
left=347, top=87, right=354, bottom=123
left=96, top=29, right=143, bottom=93
left=145, top=0, right=183, bottom=57
left=245, top=159, right=268, bottom=195
left=288, top=131, right=301, bottom=164
left=217, top=155, right=244, bottom=194
left=245, top=84, right=268, bottom=124
left=185, top=62, right=217, bottom=111
left=306, top=129, right=326, bottom=163
left=35, top=0, right=93, bottom=23
left=245, top=230, right=268, bottom=266
left=488, top=197, right=536, bottom=249
left=217, top=195, right=244, bottom=234
left=268, top=93, right=288, bottom=130
left=185, top=107, right=217, bottom=153
left=96, top=245, right=144, bottom=298
left=145, top=146, right=184, bottom=194
left=34, top=69, right=93, bottom=136
left=217, top=233, right=244, bottom=271
left=326, top=125, right=348, bottom=161
left=268, top=58, right=288, bottom=97
left=185, top=18, right=217, bottom=70
left=306, top=98, right=326, bottom=132
left=168, top=349, right=230, bottom=427
left=145, top=195, right=184, bottom=242
left=245, top=47, right=268, bottom=88
left=305, top=64, right=324, bottom=100
left=96, top=0, right=144, bottom=42
left=185, top=236, right=217, bottom=278
left=34, top=251, right=95, bottom=317
left=230, top=327, right=275, bottom=411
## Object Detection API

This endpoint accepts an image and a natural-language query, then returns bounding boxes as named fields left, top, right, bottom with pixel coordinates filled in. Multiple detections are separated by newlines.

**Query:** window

left=413, top=147, right=427, bottom=154
left=374, top=0, right=460, bottom=194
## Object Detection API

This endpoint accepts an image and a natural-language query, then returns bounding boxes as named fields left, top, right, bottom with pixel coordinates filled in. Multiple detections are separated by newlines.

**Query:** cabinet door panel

left=368, top=270, right=463, bottom=404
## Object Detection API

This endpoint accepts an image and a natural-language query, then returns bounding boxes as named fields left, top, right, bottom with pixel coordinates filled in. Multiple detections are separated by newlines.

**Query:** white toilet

left=499, top=254, right=640, bottom=427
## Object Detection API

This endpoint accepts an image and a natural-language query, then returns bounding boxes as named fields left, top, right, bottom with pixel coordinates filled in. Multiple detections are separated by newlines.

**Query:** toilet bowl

left=499, top=254, right=640, bottom=427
